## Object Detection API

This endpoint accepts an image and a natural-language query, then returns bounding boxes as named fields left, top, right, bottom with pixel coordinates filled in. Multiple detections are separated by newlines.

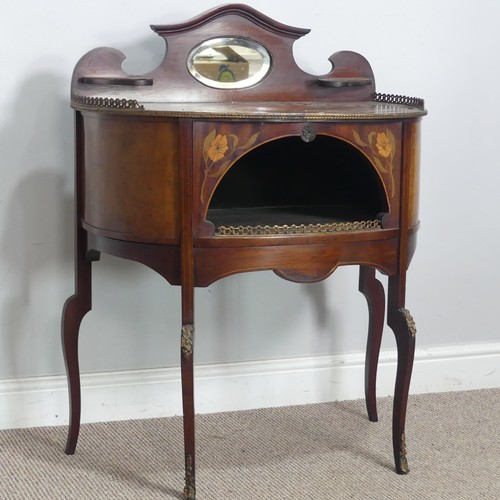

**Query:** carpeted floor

left=1, top=389, right=499, bottom=499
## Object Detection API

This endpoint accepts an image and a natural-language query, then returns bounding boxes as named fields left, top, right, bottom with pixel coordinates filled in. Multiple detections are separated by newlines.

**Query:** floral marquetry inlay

left=375, top=132, right=392, bottom=158
left=207, top=134, right=229, bottom=162
left=201, top=129, right=260, bottom=203
left=352, top=128, right=397, bottom=198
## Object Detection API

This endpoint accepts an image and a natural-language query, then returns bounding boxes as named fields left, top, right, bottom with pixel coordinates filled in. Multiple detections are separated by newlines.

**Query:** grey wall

left=1, top=0, right=499, bottom=380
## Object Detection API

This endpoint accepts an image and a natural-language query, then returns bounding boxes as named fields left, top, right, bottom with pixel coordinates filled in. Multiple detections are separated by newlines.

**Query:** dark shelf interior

left=207, top=135, right=388, bottom=230
left=208, top=205, right=378, bottom=227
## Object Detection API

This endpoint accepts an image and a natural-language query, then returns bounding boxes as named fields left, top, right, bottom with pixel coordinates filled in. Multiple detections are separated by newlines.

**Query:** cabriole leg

left=387, top=274, right=416, bottom=474
left=358, top=265, right=385, bottom=422
left=181, top=284, right=196, bottom=499
left=61, top=236, right=99, bottom=454
left=181, top=323, right=196, bottom=499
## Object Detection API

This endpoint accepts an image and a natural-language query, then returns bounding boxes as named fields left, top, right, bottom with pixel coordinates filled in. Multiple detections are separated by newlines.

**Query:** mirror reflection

left=188, top=37, right=271, bottom=89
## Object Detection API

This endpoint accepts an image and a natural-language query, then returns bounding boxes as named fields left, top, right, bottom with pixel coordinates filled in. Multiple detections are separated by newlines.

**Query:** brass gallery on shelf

left=214, top=220, right=382, bottom=236
left=61, top=5, right=426, bottom=499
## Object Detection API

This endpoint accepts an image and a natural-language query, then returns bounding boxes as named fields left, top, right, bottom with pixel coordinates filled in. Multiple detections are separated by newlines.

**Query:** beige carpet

left=1, top=389, right=499, bottom=499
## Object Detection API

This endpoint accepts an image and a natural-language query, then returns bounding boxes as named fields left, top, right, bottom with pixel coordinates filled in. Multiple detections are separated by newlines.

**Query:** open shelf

left=207, top=135, right=388, bottom=235
left=208, top=205, right=381, bottom=235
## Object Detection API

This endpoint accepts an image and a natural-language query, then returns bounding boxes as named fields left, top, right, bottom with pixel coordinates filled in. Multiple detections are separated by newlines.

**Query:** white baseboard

left=1, top=342, right=499, bottom=430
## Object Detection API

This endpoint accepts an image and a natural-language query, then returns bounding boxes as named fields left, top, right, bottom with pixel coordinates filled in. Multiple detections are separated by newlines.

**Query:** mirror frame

left=187, top=37, right=272, bottom=89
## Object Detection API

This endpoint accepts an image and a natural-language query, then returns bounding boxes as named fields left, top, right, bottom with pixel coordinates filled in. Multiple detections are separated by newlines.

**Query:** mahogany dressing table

left=61, top=5, right=426, bottom=498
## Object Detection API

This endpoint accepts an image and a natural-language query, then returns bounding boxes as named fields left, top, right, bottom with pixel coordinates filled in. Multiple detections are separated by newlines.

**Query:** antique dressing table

left=62, top=5, right=426, bottom=498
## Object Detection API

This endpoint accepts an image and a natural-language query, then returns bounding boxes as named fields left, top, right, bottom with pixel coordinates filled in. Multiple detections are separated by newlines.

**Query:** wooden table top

left=73, top=99, right=427, bottom=120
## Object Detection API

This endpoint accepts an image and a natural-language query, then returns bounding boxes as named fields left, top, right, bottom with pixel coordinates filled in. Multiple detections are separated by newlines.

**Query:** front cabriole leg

left=179, top=117, right=196, bottom=498
left=61, top=246, right=100, bottom=454
left=387, top=275, right=416, bottom=474
left=181, top=323, right=196, bottom=499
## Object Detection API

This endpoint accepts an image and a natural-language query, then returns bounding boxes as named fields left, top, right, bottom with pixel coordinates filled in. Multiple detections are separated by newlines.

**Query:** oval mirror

left=187, top=37, right=271, bottom=89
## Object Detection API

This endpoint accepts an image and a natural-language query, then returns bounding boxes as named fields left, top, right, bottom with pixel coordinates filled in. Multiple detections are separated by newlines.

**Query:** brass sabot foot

left=183, top=485, right=196, bottom=500
left=396, top=432, right=410, bottom=474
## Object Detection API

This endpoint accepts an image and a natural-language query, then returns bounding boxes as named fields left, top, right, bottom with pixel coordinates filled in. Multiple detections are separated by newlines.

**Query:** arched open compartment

left=207, top=135, right=389, bottom=235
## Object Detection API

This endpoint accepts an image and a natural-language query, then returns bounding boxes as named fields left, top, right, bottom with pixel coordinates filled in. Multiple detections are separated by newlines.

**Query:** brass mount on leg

left=183, top=455, right=196, bottom=499
left=181, top=325, right=194, bottom=359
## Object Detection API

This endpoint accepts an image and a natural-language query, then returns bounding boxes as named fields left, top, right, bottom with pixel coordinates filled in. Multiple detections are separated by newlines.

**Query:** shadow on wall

left=0, top=73, right=76, bottom=378
left=0, top=34, right=172, bottom=381
left=0, top=68, right=166, bottom=380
